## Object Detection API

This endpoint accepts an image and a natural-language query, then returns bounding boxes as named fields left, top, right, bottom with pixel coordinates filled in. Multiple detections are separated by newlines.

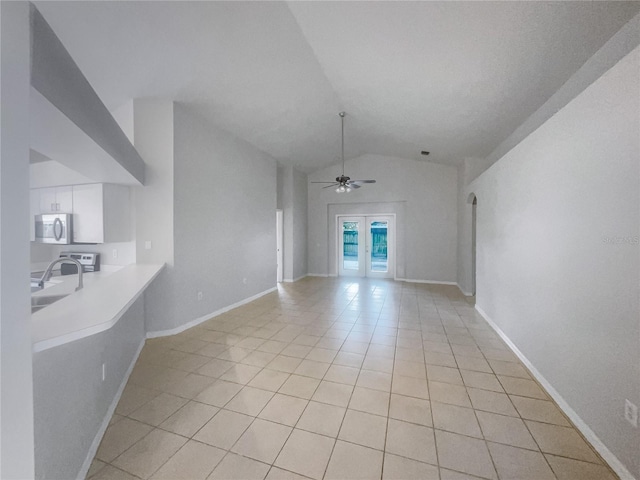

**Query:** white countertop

left=32, top=263, right=164, bottom=352
left=32, top=265, right=122, bottom=296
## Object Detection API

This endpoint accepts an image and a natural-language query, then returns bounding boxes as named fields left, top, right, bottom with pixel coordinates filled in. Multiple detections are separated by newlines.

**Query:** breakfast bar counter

left=32, top=263, right=164, bottom=352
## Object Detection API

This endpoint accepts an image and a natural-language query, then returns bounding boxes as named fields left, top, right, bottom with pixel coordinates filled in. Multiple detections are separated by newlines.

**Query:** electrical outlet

left=102, top=363, right=106, bottom=382
left=112, top=249, right=118, bottom=259
left=197, top=291, right=203, bottom=301
left=625, top=400, right=638, bottom=427
left=145, top=240, right=152, bottom=250
left=243, top=278, right=247, bottom=285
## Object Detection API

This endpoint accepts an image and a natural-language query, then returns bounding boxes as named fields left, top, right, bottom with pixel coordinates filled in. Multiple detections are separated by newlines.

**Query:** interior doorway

left=338, top=215, right=395, bottom=278
left=276, top=210, right=283, bottom=283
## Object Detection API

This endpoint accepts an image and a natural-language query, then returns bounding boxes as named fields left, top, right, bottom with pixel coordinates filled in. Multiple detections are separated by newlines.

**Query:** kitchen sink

left=31, top=294, right=69, bottom=313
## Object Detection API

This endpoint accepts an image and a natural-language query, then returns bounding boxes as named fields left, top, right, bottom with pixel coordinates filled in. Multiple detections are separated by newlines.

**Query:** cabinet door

left=38, top=187, right=57, bottom=213
left=72, top=184, right=104, bottom=243
left=56, top=186, right=73, bottom=213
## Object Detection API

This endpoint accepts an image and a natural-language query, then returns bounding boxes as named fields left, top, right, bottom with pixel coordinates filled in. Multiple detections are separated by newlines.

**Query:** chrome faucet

left=38, top=258, right=84, bottom=291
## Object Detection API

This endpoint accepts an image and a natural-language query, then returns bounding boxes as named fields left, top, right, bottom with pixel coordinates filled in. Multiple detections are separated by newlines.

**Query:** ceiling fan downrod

left=340, top=111, right=345, bottom=177
left=310, top=111, right=376, bottom=193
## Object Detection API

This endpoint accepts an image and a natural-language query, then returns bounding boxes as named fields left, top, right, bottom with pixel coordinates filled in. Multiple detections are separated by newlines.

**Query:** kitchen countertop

left=32, top=263, right=164, bottom=352
left=32, top=265, right=121, bottom=296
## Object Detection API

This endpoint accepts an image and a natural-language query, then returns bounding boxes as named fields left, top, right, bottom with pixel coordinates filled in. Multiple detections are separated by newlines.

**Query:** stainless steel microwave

left=34, top=214, right=73, bottom=244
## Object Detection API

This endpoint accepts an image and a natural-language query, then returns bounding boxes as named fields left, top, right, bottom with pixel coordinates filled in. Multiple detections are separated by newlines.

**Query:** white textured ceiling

left=35, top=1, right=639, bottom=171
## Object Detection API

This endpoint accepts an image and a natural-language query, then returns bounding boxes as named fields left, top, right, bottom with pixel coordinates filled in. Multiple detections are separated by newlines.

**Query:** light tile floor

left=88, top=278, right=618, bottom=480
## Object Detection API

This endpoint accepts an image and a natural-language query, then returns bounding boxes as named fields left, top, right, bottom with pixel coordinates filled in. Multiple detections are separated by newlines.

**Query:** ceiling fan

left=311, top=112, right=376, bottom=193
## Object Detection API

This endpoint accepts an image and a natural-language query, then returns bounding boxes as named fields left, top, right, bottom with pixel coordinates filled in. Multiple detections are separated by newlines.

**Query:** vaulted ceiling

left=35, top=1, right=640, bottom=172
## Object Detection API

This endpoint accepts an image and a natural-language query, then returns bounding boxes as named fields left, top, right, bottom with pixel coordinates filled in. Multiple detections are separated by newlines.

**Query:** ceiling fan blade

left=349, top=180, right=376, bottom=185
left=348, top=183, right=361, bottom=189
left=322, top=183, right=340, bottom=189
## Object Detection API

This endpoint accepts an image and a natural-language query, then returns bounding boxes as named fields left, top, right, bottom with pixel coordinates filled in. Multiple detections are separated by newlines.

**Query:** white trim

left=335, top=213, right=397, bottom=279
left=76, top=339, right=145, bottom=480
left=396, top=278, right=457, bottom=285
left=283, top=274, right=308, bottom=283
left=307, top=273, right=330, bottom=277
left=456, top=283, right=474, bottom=297
left=146, top=287, right=277, bottom=339
left=276, top=210, right=283, bottom=283
left=475, top=305, right=636, bottom=480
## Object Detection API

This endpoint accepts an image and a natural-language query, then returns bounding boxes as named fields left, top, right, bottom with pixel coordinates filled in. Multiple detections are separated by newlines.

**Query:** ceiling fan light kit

left=311, top=111, right=376, bottom=193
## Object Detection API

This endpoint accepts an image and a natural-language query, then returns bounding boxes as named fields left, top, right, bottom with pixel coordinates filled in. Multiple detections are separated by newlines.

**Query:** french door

left=338, top=215, right=394, bottom=278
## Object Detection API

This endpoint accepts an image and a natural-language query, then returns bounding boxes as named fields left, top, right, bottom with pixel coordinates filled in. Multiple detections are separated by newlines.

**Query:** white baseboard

left=283, top=274, right=308, bottom=283
left=146, top=287, right=278, bottom=339
left=475, top=305, right=636, bottom=480
left=396, top=278, right=457, bottom=285
left=76, top=339, right=145, bottom=480
left=456, top=283, right=474, bottom=296
left=307, top=273, right=329, bottom=277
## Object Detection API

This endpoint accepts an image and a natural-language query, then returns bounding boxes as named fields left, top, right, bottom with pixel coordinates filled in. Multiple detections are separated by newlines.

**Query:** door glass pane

left=343, top=221, right=359, bottom=270
left=370, top=221, right=388, bottom=272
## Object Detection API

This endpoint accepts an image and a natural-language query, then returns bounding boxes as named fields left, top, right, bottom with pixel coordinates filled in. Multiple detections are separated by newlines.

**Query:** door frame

left=470, top=195, right=477, bottom=296
left=365, top=216, right=395, bottom=279
left=276, top=209, right=283, bottom=283
left=337, top=216, right=365, bottom=277
left=335, top=213, right=396, bottom=279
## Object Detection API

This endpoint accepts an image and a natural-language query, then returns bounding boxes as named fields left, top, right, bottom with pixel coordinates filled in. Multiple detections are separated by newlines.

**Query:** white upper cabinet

left=37, top=186, right=73, bottom=213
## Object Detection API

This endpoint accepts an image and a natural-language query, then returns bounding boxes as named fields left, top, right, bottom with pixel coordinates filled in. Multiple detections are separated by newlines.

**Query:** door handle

left=53, top=217, right=63, bottom=241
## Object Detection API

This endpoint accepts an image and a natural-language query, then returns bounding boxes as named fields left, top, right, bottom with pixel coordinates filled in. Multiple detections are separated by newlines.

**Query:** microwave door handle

left=53, top=217, right=63, bottom=241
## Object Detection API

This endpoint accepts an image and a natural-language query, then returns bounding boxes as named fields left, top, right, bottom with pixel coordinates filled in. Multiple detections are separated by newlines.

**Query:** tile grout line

left=95, top=279, right=615, bottom=480
left=319, top=292, right=378, bottom=479
left=379, top=291, right=396, bottom=480
left=419, top=292, right=441, bottom=477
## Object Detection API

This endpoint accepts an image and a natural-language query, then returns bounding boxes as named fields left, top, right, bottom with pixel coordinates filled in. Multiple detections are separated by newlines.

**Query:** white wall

left=282, top=167, right=294, bottom=280
left=277, top=166, right=284, bottom=210
left=457, top=12, right=640, bottom=298
left=279, top=166, right=308, bottom=281
left=456, top=164, right=472, bottom=295
left=33, top=297, right=145, bottom=480
left=111, top=100, right=135, bottom=145
left=308, top=154, right=457, bottom=282
left=292, top=167, right=308, bottom=280
left=468, top=46, right=640, bottom=479
left=133, top=99, right=174, bottom=267
left=0, top=2, right=35, bottom=477
left=457, top=157, right=494, bottom=295
left=144, top=104, right=277, bottom=333
left=31, top=241, right=136, bottom=269
left=29, top=159, right=95, bottom=188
